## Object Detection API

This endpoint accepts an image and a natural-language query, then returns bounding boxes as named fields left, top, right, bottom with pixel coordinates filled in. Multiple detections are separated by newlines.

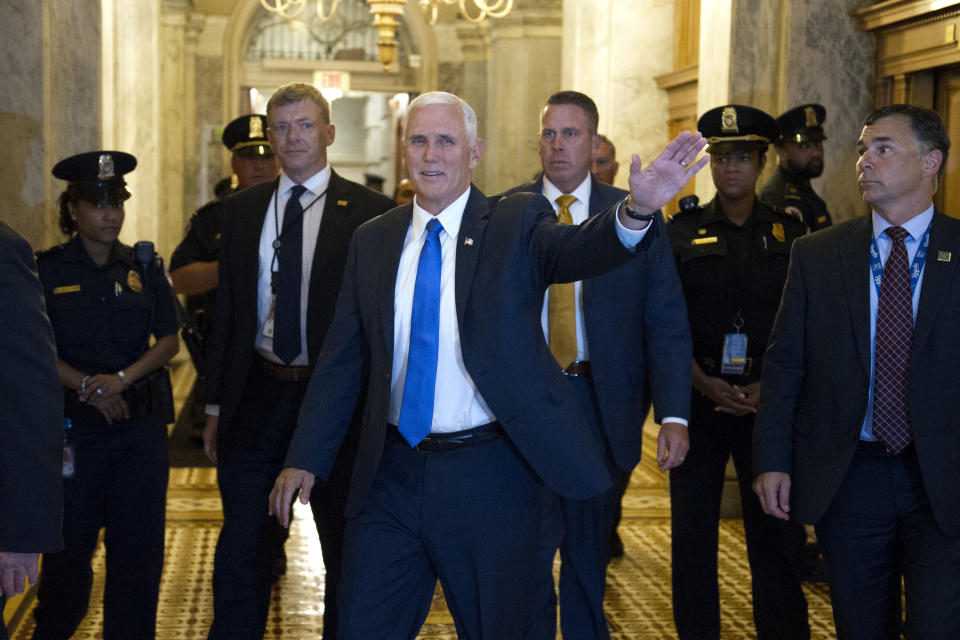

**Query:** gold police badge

left=772, top=222, right=786, bottom=243
left=127, top=270, right=143, bottom=292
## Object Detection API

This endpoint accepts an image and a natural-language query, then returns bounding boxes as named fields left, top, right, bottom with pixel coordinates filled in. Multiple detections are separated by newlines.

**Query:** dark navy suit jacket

left=205, top=171, right=394, bottom=435
left=500, top=176, right=692, bottom=472
left=755, top=212, right=960, bottom=536
left=0, top=222, right=63, bottom=554
left=286, top=185, right=657, bottom=517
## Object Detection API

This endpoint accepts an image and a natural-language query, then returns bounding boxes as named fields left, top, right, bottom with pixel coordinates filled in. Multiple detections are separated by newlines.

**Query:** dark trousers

left=538, top=374, right=619, bottom=640
left=208, top=364, right=350, bottom=640
left=669, top=395, right=808, bottom=640
left=31, top=418, right=168, bottom=640
left=815, top=443, right=960, bottom=640
left=336, top=428, right=555, bottom=640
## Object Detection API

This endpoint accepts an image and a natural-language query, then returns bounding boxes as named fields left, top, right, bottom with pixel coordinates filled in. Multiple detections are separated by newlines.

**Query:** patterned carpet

left=7, top=421, right=839, bottom=639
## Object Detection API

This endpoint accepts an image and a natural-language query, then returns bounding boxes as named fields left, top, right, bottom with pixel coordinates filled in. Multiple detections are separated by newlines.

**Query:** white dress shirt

left=387, top=184, right=652, bottom=434
left=387, top=188, right=496, bottom=433
left=255, top=167, right=331, bottom=366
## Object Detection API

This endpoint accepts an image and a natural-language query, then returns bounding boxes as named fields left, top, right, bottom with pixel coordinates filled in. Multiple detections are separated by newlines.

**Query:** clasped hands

left=79, top=373, right=129, bottom=423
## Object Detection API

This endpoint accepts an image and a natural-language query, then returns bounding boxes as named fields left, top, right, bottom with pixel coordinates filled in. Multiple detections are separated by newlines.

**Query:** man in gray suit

left=754, top=104, right=959, bottom=639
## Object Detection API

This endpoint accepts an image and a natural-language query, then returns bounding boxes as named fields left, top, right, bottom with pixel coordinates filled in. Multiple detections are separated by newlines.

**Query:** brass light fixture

left=259, top=0, right=513, bottom=68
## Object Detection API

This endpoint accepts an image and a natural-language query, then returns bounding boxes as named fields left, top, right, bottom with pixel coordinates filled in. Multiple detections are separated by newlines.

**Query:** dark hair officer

left=30, top=151, right=180, bottom=639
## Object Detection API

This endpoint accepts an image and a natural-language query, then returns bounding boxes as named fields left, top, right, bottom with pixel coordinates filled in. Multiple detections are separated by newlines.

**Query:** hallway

left=7, top=419, right=837, bottom=638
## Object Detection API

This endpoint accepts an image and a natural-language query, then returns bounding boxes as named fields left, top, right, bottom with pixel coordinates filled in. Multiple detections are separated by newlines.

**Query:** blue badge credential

left=721, top=333, right=747, bottom=375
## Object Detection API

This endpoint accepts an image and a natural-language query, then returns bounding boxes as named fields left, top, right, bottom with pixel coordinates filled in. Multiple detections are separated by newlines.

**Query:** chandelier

left=259, top=0, right=514, bottom=68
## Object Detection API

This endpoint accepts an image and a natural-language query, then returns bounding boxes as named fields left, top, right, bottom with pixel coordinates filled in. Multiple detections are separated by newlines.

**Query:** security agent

left=760, top=103, right=833, bottom=231
left=170, top=114, right=279, bottom=351
left=169, top=115, right=279, bottom=445
left=31, top=151, right=180, bottom=639
left=666, top=105, right=810, bottom=640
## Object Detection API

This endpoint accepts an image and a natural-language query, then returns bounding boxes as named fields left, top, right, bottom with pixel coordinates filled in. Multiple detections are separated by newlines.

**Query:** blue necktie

left=273, top=184, right=306, bottom=364
left=398, top=218, right=444, bottom=447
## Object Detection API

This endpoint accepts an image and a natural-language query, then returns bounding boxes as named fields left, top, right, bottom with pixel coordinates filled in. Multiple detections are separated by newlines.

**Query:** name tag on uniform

left=692, top=236, right=718, bottom=245
left=53, top=284, right=81, bottom=294
left=721, top=333, right=748, bottom=375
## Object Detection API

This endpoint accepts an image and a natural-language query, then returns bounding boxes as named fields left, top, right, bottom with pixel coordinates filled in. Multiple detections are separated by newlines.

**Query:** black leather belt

left=856, top=439, right=915, bottom=457
left=257, top=353, right=312, bottom=382
left=563, top=360, right=591, bottom=377
left=391, top=422, right=504, bottom=452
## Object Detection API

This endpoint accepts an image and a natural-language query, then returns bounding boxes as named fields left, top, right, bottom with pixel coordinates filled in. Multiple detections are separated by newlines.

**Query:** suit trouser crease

left=337, top=429, right=555, bottom=640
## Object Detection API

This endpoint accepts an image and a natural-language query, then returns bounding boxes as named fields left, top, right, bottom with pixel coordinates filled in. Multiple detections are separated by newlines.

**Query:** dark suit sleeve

left=522, top=195, right=636, bottom=286
left=204, top=199, right=237, bottom=406
left=0, top=227, right=64, bottom=553
left=642, top=222, right=693, bottom=422
left=753, top=239, right=809, bottom=476
left=285, top=234, right=370, bottom=480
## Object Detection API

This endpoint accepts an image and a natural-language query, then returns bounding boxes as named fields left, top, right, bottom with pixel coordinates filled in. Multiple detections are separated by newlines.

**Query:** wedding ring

left=679, top=159, right=688, bottom=168
left=96, top=387, right=103, bottom=395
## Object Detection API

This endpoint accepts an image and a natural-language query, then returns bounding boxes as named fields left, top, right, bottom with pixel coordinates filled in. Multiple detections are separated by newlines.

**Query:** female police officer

left=30, top=151, right=179, bottom=639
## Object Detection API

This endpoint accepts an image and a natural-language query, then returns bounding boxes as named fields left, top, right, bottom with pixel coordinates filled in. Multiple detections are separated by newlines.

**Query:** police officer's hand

left=0, top=551, right=40, bottom=597
left=269, top=468, right=316, bottom=528
left=701, top=376, right=757, bottom=415
left=203, top=415, right=219, bottom=463
left=89, top=394, right=130, bottom=424
left=656, top=421, right=689, bottom=471
left=80, top=372, right=125, bottom=403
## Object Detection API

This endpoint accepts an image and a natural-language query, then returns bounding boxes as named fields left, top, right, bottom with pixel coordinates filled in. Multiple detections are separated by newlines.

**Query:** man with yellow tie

left=501, top=90, right=693, bottom=640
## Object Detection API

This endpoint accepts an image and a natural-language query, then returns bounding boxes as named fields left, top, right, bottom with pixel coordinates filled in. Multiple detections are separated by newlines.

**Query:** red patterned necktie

left=872, top=226, right=913, bottom=453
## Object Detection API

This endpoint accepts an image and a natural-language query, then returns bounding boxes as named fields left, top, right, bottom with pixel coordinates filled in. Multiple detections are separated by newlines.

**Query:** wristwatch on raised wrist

left=623, top=196, right=657, bottom=222
left=116, top=369, right=129, bottom=388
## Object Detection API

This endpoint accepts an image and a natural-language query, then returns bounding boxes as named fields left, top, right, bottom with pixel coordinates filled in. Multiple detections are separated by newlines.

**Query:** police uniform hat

left=698, top=105, right=778, bottom=155
left=52, top=150, right=136, bottom=206
left=775, top=104, right=827, bottom=144
left=222, top=114, right=273, bottom=157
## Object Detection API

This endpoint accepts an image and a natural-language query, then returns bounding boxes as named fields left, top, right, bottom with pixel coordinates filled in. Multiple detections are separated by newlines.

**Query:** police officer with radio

left=666, top=106, right=810, bottom=640
left=170, top=115, right=280, bottom=440
left=31, top=151, right=180, bottom=640
left=760, top=103, right=833, bottom=232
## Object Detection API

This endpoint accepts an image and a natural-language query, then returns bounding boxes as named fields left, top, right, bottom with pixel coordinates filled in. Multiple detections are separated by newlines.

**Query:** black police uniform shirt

left=37, top=235, right=179, bottom=377
left=169, top=198, right=224, bottom=335
left=759, top=166, right=832, bottom=232
left=667, top=197, right=806, bottom=381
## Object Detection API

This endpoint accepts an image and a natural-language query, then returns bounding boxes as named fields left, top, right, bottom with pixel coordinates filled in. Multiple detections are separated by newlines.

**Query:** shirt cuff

left=660, top=416, right=688, bottom=427
left=205, top=404, right=220, bottom=417
left=614, top=200, right=651, bottom=249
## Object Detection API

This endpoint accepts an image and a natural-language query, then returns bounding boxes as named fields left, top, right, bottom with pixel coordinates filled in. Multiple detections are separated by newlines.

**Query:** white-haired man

left=270, top=91, right=707, bottom=638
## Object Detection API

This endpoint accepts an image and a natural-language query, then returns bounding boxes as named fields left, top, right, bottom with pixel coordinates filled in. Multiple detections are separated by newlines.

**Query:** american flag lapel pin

left=464, top=237, right=474, bottom=246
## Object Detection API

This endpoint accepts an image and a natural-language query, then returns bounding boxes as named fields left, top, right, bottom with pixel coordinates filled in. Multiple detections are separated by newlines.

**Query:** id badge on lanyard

left=721, top=311, right=747, bottom=375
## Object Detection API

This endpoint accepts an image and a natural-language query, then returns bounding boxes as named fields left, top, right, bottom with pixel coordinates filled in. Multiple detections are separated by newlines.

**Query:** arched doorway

left=219, top=0, right=439, bottom=197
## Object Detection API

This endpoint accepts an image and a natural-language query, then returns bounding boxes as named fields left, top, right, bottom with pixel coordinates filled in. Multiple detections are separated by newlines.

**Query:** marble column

left=456, top=22, right=491, bottom=189
left=0, top=0, right=101, bottom=250
left=563, top=0, right=676, bottom=192
left=102, top=0, right=164, bottom=254
left=484, top=0, right=563, bottom=194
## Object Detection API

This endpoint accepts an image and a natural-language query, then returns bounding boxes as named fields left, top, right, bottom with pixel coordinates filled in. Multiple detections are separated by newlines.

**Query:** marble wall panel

left=783, top=0, right=874, bottom=222
left=0, top=0, right=100, bottom=249
left=483, top=1, right=563, bottom=194
left=560, top=0, right=674, bottom=192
